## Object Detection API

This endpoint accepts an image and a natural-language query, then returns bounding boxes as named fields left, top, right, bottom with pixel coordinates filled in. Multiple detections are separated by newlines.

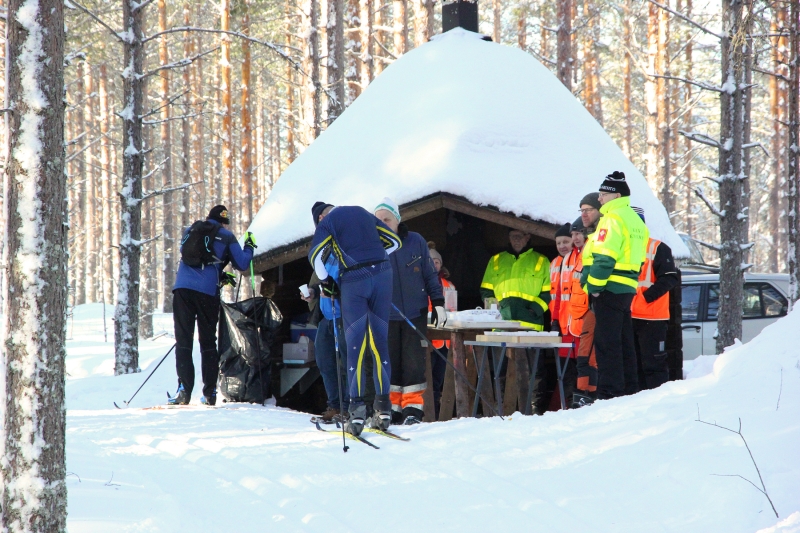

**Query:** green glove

left=244, top=231, right=257, bottom=250
left=220, top=272, right=237, bottom=287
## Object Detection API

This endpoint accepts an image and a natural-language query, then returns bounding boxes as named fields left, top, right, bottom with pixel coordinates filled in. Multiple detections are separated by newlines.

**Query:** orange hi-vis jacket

left=567, top=246, right=590, bottom=337
left=429, top=277, right=455, bottom=349
left=631, top=238, right=670, bottom=320
left=549, top=250, right=577, bottom=334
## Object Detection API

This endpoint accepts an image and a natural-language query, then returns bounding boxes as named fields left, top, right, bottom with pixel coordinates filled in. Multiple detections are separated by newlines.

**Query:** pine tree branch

left=693, top=238, right=722, bottom=252
left=680, top=130, right=721, bottom=148
left=65, top=0, right=125, bottom=42
left=138, top=90, right=190, bottom=119
left=645, top=0, right=723, bottom=39
left=694, top=186, right=725, bottom=218
left=131, top=0, right=156, bottom=13
left=139, top=182, right=197, bottom=203
left=142, top=112, right=206, bottom=125
left=652, top=74, right=724, bottom=93
left=142, top=46, right=220, bottom=78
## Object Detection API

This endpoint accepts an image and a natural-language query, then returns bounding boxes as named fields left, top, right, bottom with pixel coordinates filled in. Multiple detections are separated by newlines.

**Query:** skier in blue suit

left=308, top=202, right=401, bottom=435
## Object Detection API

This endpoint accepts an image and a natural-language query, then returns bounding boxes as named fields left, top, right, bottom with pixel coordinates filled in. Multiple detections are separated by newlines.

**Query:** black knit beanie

left=579, top=192, right=601, bottom=210
left=208, top=205, right=230, bottom=225
left=571, top=217, right=585, bottom=233
left=555, top=223, right=572, bottom=238
left=312, top=201, right=333, bottom=226
left=599, top=171, right=631, bottom=197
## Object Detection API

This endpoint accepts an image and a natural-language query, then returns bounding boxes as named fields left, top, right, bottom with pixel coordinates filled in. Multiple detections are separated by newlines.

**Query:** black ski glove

left=243, top=231, right=257, bottom=250
left=220, top=272, right=236, bottom=287
left=320, top=277, right=339, bottom=297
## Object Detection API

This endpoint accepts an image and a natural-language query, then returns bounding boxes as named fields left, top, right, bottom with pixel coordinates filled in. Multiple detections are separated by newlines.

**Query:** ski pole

left=331, top=289, right=349, bottom=453
left=114, top=343, right=176, bottom=409
left=391, top=304, right=503, bottom=419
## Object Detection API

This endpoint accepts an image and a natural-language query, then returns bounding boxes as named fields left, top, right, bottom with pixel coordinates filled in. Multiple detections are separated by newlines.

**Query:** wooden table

left=424, top=324, right=536, bottom=421
left=465, top=341, right=574, bottom=416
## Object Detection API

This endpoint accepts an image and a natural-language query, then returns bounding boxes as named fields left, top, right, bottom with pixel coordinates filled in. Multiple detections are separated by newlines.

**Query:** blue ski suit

left=308, top=206, right=401, bottom=404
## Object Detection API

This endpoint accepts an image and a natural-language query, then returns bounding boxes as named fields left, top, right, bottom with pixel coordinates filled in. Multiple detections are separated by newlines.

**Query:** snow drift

left=247, top=28, right=689, bottom=258
left=64, top=302, right=798, bottom=531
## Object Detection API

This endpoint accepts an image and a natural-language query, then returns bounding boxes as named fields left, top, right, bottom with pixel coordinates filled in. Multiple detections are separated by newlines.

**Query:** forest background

left=0, top=0, right=791, bottom=332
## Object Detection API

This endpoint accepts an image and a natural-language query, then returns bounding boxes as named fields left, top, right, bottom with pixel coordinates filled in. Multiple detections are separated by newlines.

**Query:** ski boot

left=369, top=395, right=392, bottom=431
left=201, top=391, right=216, bottom=406
left=167, top=384, right=190, bottom=405
left=344, top=403, right=367, bottom=436
left=402, top=415, right=422, bottom=425
left=571, top=392, right=595, bottom=409
left=401, top=406, right=423, bottom=426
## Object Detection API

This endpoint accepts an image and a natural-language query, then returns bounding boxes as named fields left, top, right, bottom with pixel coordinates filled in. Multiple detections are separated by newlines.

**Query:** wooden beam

left=252, top=192, right=558, bottom=272
left=441, top=195, right=558, bottom=239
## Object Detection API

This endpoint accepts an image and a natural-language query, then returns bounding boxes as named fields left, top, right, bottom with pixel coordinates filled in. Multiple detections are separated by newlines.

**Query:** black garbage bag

left=217, top=297, right=283, bottom=403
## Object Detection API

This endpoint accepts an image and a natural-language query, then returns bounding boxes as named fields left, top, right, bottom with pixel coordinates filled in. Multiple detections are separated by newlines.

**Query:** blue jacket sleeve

left=420, top=238, right=444, bottom=303
left=225, top=235, right=254, bottom=272
left=309, top=218, right=333, bottom=280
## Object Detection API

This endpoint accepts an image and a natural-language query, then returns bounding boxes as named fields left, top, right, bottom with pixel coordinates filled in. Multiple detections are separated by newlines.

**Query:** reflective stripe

left=608, top=274, right=639, bottom=288
left=587, top=275, right=608, bottom=287
left=481, top=282, right=494, bottom=290
left=356, top=334, right=368, bottom=395
left=368, top=325, right=384, bottom=392
left=561, top=294, right=571, bottom=301
left=399, top=383, right=427, bottom=393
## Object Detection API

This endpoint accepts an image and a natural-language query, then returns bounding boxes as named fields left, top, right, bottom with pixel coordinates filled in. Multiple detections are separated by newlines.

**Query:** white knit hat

left=374, top=197, right=401, bottom=222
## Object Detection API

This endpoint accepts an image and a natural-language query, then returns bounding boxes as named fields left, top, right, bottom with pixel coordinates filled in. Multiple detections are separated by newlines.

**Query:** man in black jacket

left=374, top=197, right=444, bottom=425
left=630, top=207, right=680, bottom=390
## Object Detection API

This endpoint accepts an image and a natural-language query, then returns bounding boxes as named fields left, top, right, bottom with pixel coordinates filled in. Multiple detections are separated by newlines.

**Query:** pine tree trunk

left=622, top=0, right=632, bottom=157
left=192, top=33, right=206, bottom=214
left=115, top=0, right=146, bottom=374
left=99, top=62, right=114, bottom=306
left=683, top=0, right=693, bottom=236
left=303, top=0, right=322, bottom=139
left=84, top=64, right=97, bottom=303
left=788, top=0, right=799, bottom=303
left=517, top=7, right=526, bottom=50
left=347, top=0, right=362, bottom=102
left=159, top=0, right=175, bottom=312
left=769, top=5, right=786, bottom=273
left=241, top=0, right=254, bottom=223
left=644, top=1, right=659, bottom=191
left=556, top=0, right=571, bottom=90
left=328, top=0, right=345, bottom=120
left=393, top=0, right=408, bottom=55
left=493, top=0, right=501, bottom=42
left=181, top=6, right=192, bottom=229
left=286, top=0, right=297, bottom=162
left=360, top=0, right=374, bottom=85
left=657, top=4, right=670, bottom=212
left=415, top=0, right=432, bottom=45
left=73, top=62, right=87, bottom=305
left=1, top=0, right=68, bottom=525
left=715, top=0, right=749, bottom=353
left=220, top=0, right=234, bottom=202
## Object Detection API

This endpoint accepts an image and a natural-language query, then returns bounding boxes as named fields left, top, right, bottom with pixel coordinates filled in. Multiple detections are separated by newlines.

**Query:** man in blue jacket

left=169, top=205, right=255, bottom=405
left=308, top=201, right=401, bottom=435
left=374, top=198, right=445, bottom=425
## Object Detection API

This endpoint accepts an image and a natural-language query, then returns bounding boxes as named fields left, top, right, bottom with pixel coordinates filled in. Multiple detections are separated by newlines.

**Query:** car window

left=743, top=284, right=762, bottom=318
left=762, top=284, right=788, bottom=317
left=681, top=285, right=702, bottom=321
left=707, top=284, right=719, bottom=320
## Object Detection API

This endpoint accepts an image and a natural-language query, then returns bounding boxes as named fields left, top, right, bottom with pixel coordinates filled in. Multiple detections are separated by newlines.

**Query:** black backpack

left=180, top=220, right=222, bottom=267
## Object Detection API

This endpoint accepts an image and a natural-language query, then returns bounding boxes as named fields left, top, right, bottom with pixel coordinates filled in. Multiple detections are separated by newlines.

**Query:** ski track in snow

left=65, top=303, right=800, bottom=532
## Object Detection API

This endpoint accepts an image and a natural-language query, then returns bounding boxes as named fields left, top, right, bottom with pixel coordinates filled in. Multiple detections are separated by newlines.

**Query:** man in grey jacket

left=374, top=198, right=445, bottom=425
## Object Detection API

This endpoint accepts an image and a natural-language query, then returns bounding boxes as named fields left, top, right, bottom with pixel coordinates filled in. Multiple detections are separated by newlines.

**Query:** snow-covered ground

left=65, top=303, right=799, bottom=532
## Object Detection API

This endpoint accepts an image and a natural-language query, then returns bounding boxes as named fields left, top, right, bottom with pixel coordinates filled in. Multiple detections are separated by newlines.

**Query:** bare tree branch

left=696, top=415, right=779, bottom=518
left=652, top=74, right=724, bottom=93
left=143, top=112, right=206, bottom=126
left=65, top=0, right=125, bottom=42
left=680, top=130, right=721, bottom=148
left=646, top=0, right=724, bottom=39
left=138, top=90, right=190, bottom=119
left=694, top=186, right=725, bottom=218
left=142, top=46, right=219, bottom=78
left=140, top=181, right=199, bottom=202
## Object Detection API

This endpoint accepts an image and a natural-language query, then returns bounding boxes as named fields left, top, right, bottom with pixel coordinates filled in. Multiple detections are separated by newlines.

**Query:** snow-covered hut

left=247, top=27, right=688, bottom=320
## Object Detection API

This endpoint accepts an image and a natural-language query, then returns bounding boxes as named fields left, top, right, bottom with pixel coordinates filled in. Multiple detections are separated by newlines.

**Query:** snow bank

left=64, top=303, right=799, bottom=531
left=248, top=28, right=689, bottom=258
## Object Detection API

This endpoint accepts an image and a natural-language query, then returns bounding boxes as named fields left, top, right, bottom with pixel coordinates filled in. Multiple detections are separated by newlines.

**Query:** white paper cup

left=299, top=284, right=310, bottom=298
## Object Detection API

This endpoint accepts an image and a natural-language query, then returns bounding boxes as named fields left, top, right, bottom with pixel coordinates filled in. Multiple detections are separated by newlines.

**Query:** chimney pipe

left=442, top=0, right=479, bottom=33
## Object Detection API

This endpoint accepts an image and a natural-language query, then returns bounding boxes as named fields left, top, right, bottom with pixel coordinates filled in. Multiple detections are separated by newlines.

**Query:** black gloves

left=243, top=231, right=257, bottom=251
left=220, top=272, right=236, bottom=287
left=320, top=277, right=339, bottom=297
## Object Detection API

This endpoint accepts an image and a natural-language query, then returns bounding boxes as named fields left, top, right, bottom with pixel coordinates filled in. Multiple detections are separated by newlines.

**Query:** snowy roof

left=247, top=28, right=689, bottom=260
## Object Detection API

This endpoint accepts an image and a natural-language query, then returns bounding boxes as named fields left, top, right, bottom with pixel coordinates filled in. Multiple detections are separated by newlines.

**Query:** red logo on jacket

left=597, top=229, right=608, bottom=243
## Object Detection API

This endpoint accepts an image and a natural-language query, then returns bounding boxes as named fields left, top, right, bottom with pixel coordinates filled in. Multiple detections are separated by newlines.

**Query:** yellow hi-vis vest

left=584, top=196, right=649, bottom=294
left=481, top=248, right=551, bottom=313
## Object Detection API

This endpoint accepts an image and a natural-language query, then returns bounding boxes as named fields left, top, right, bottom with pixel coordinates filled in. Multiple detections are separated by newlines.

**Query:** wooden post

left=451, top=332, right=471, bottom=418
